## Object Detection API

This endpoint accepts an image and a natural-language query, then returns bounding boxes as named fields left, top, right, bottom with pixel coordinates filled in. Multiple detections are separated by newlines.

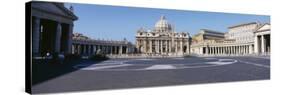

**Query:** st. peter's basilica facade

left=135, top=16, right=191, bottom=56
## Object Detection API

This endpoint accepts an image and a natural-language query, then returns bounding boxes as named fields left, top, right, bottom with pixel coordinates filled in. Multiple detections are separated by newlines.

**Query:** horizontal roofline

left=200, top=29, right=224, bottom=34
left=228, top=22, right=257, bottom=29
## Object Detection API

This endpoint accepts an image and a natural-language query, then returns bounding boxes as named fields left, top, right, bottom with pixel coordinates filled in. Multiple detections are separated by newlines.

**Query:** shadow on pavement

left=32, top=59, right=104, bottom=85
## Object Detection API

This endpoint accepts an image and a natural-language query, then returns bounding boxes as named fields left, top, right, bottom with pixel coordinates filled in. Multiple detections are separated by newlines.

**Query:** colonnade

left=254, top=34, right=270, bottom=54
left=202, top=45, right=253, bottom=55
left=32, top=16, right=74, bottom=56
left=72, top=43, right=131, bottom=56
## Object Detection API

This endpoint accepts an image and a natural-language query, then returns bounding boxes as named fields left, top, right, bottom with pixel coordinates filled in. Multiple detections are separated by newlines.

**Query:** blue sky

left=65, top=3, right=270, bottom=43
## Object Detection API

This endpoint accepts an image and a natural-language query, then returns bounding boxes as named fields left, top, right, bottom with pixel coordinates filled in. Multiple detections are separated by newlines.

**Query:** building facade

left=135, top=16, right=191, bottom=56
left=31, top=2, right=78, bottom=57
left=254, top=23, right=271, bottom=54
left=191, top=22, right=271, bottom=56
left=72, top=33, right=135, bottom=56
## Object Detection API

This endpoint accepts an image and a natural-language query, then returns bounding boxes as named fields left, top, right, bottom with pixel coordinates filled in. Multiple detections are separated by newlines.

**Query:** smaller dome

left=154, top=15, right=172, bottom=32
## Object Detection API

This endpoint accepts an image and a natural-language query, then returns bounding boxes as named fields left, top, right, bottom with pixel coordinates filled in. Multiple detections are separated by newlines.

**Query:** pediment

left=257, top=24, right=270, bottom=31
left=32, top=2, right=77, bottom=20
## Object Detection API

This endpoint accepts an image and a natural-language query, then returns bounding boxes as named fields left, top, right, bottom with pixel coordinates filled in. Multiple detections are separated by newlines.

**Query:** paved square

left=32, top=56, right=270, bottom=94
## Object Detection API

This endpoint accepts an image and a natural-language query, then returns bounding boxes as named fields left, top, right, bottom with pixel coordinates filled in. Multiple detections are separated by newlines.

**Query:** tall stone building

left=191, top=22, right=271, bottom=55
left=135, top=16, right=191, bottom=55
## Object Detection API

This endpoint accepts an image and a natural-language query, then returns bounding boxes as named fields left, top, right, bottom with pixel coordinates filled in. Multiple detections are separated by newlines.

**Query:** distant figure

left=46, top=52, right=51, bottom=59
left=46, top=52, right=50, bottom=56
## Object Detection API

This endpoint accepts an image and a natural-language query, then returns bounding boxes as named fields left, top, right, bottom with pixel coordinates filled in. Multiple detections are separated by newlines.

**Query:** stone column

left=238, top=46, right=241, bottom=54
left=249, top=45, right=251, bottom=54
left=32, top=17, right=41, bottom=56
left=206, top=46, right=209, bottom=55
left=115, top=46, right=118, bottom=54
left=242, top=46, right=244, bottom=54
left=226, top=46, right=229, bottom=54
left=180, top=40, right=183, bottom=54
left=107, top=46, right=109, bottom=54
left=213, top=47, right=216, bottom=55
left=209, top=47, right=212, bottom=54
left=175, top=41, right=178, bottom=53
left=166, top=40, right=168, bottom=53
left=209, top=47, right=211, bottom=55
left=223, top=46, right=227, bottom=54
left=77, top=44, right=80, bottom=55
left=110, top=46, right=113, bottom=54
left=261, top=35, right=265, bottom=53
left=71, top=44, right=75, bottom=54
left=212, top=47, right=215, bottom=54
left=156, top=40, right=159, bottom=53
left=243, top=45, right=246, bottom=54
left=150, top=40, right=152, bottom=53
left=65, top=24, right=73, bottom=54
left=254, top=35, right=259, bottom=54
left=144, top=40, right=147, bottom=53
left=226, top=46, right=228, bottom=54
left=223, top=47, right=226, bottom=54
left=54, top=22, right=62, bottom=53
left=119, top=46, right=122, bottom=54
left=240, top=46, right=243, bottom=54
left=160, top=40, right=163, bottom=53
left=218, top=47, right=220, bottom=54
left=215, top=47, right=217, bottom=54
left=236, top=46, right=239, bottom=54
left=126, top=46, right=129, bottom=54
left=169, top=40, right=172, bottom=53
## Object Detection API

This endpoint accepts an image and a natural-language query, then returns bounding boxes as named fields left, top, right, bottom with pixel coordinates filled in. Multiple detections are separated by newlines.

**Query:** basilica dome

left=154, top=16, right=172, bottom=32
